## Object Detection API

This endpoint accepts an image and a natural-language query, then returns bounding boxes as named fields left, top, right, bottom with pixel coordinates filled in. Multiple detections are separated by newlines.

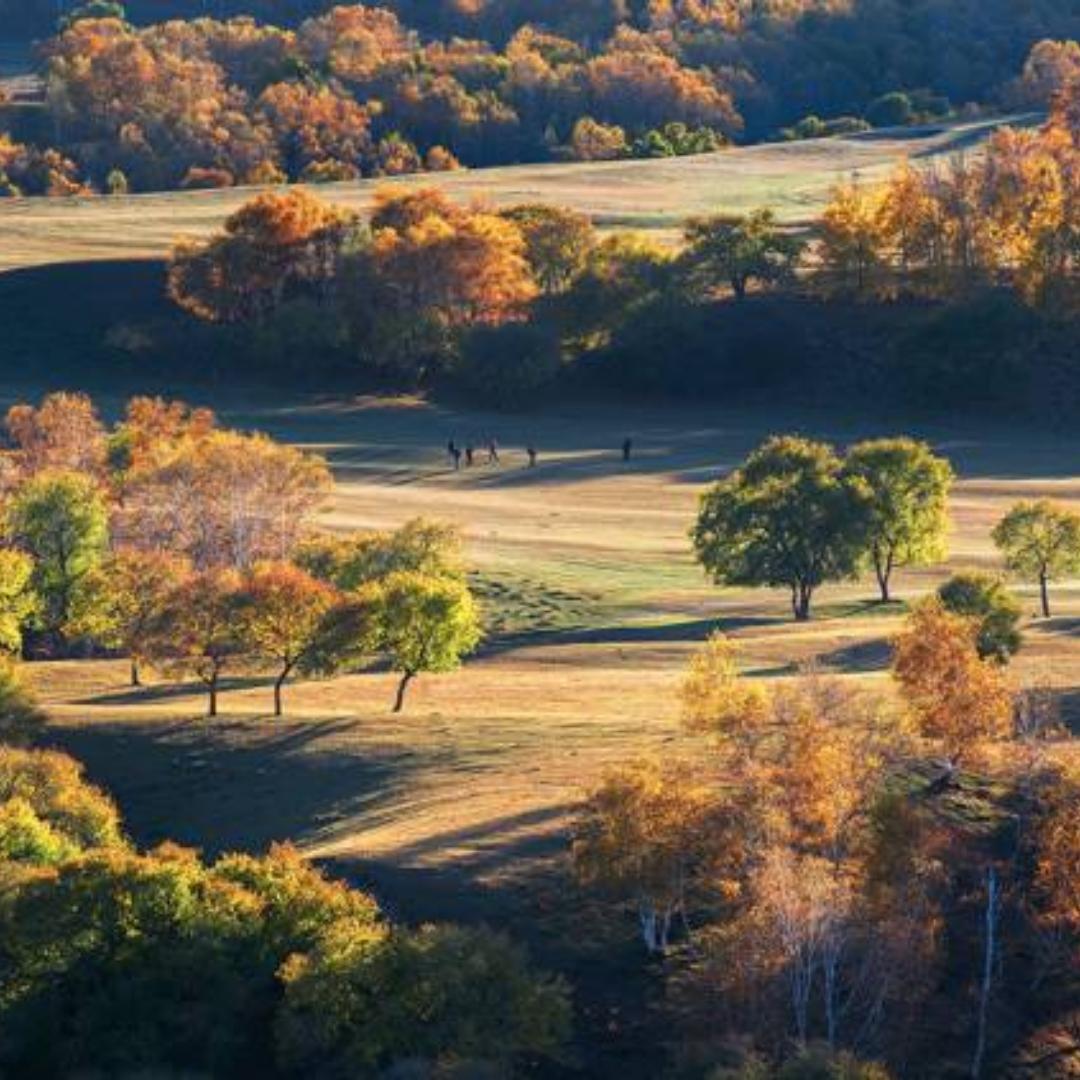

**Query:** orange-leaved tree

left=892, top=599, right=1013, bottom=767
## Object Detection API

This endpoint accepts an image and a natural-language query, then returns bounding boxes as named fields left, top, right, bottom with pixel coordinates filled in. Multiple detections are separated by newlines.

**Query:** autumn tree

left=500, top=203, right=597, bottom=294
left=818, top=180, right=889, bottom=295
left=4, top=472, right=108, bottom=643
left=843, top=438, right=954, bottom=602
left=0, top=661, right=46, bottom=747
left=567, top=116, right=627, bottom=161
left=992, top=500, right=1080, bottom=618
left=117, top=430, right=331, bottom=570
left=67, top=549, right=191, bottom=686
left=168, top=188, right=357, bottom=323
left=4, top=392, right=106, bottom=479
left=892, top=599, right=1014, bottom=767
left=238, top=561, right=338, bottom=716
left=148, top=569, right=247, bottom=717
left=682, top=209, right=803, bottom=300
left=0, top=550, right=37, bottom=656
left=692, top=436, right=871, bottom=620
left=370, top=186, right=538, bottom=327
left=937, top=572, right=1022, bottom=664
left=371, top=570, right=481, bottom=712
left=573, top=757, right=718, bottom=953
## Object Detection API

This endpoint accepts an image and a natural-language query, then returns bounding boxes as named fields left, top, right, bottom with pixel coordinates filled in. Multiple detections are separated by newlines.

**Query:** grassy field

left=17, top=392, right=1077, bottom=883
left=0, top=115, right=1033, bottom=272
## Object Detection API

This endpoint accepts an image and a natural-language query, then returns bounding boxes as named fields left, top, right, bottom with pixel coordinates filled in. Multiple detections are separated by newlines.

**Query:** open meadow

left=13, top=391, right=1077, bottom=905
left=0, top=115, right=1031, bottom=271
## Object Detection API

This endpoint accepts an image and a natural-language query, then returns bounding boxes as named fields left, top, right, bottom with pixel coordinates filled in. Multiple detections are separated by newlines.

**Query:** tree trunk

left=393, top=672, right=414, bottom=713
left=130, top=658, right=141, bottom=688
left=274, top=673, right=285, bottom=718
left=793, top=583, right=813, bottom=621
left=207, top=674, right=218, bottom=718
left=1040, top=572, right=1051, bottom=619
left=875, top=547, right=894, bottom=603
left=971, top=866, right=1000, bottom=1079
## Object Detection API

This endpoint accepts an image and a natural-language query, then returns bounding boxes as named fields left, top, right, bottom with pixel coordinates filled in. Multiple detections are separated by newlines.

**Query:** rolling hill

left=0, top=115, right=1032, bottom=273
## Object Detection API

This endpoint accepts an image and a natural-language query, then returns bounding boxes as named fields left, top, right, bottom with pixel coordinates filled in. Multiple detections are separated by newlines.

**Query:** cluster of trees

left=574, top=612, right=1080, bottom=1075
left=0, top=697, right=568, bottom=1075
left=151, top=78, right=1078, bottom=404
left=0, top=392, right=481, bottom=714
left=4, top=6, right=744, bottom=193
left=817, top=87, right=1080, bottom=311
left=5, top=0, right=1079, bottom=176
left=693, top=434, right=1080, bottom=624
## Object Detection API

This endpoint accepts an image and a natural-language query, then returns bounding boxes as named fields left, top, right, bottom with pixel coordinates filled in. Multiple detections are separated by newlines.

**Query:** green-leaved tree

left=992, top=499, right=1080, bottom=617
left=692, top=436, right=870, bottom=621
left=373, top=571, right=482, bottom=712
left=4, top=471, right=108, bottom=644
left=844, top=437, right=954, bottom=602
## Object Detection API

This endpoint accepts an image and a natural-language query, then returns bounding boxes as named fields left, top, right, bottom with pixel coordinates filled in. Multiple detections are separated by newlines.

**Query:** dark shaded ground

left=47, top=716, right=667, bottom=1078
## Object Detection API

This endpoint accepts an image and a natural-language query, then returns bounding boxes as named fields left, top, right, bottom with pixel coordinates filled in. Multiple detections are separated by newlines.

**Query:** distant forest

left=16, top=1, right=1080, bottom=128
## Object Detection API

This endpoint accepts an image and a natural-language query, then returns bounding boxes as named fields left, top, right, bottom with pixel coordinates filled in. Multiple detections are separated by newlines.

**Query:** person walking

left=451, top=445, right=462, bottom=470
left=488, top=438, right=500, bottom=465
left=465, top=445, right=475, bottom=467
left=622, top=437, right=633, bottom=463
left=447, top=439, right=458, bottom=467
left=526, top=445, right=537, bottom=467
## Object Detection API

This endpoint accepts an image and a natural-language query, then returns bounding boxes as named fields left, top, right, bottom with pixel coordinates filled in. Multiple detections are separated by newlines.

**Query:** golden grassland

left=8, top=389, right=1077, bottom=899
left=0, top=115, right=1032, bottom=272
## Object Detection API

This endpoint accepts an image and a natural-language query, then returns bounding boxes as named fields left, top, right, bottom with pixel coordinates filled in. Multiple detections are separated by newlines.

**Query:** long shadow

left=74, top=673, right=277, bottom=707
left=814, top=636, right=893, bottom=674
left=478, top=615, right=782, bottom=657
left=45, top=716, right=439, bottom=856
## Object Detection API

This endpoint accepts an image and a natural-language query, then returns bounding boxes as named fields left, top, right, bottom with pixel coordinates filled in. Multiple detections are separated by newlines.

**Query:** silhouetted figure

left=487, top=438, right=500, bottom=465
left=622, top=437, right=633, bottom=463
left=447, top=439, right=457, bottom=465
left=451, top=446, right=462, bottom=470
left=526, top=446, right=537, bottom=467
left=465, top=445, right=475, bottom=467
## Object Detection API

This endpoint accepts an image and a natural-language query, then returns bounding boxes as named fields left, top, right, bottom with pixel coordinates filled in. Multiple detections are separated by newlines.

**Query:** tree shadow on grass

left=813, top=636, right=894, bottom=674
left=45, top=716, right=441, bottom=857
left=72, top=673, right=278, bottom=708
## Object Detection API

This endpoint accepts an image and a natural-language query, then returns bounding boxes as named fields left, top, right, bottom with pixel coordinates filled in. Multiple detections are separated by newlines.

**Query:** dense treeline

left=142, top=83, right=1080, bottom=412
left=1, top=1, right=1079, bottom=194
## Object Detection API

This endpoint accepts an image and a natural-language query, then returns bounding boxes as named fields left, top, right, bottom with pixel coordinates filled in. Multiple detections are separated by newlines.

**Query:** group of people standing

left=445, top=437, right=633, bottom=470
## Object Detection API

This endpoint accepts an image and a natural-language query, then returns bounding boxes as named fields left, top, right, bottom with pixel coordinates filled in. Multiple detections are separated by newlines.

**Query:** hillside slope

left=0, top=115, right=1030, bottom=272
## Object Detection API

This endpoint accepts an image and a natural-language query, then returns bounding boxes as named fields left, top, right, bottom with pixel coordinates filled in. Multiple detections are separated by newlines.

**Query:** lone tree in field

left=373, top=571, right=481, bottom=712
left=682, top=208, right=803, bottom=300
left=937, top=572, right=1022, bottom=664
left=992, top=500, right=1080, bottom=618
left=149, top=569, right=247, bottom=718
left=4, top=471, right=109, bottom=643
left=239, top=561, right=339, bottom=717
left=844, top=437, right=954, bottom=602
left=892, top=599, right=1013, bottom=768
left=692, top=436, right=870, bottom=621
left=67, top=549, right=191, bottom=687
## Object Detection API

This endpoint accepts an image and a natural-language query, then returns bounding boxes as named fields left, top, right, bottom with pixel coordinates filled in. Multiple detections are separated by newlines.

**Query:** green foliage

left=0, top=814, right=567, bottom=1076
left=3, top=471, right=109, bottom=640
left=0, top=661, right=46, bottom=747
left=0, top=745, right=122, bottom=853
left=277, top=923, right=571, bottom=1075
left=457, top=321, right=563, bottom=408
left=0, top=548, right=38, bottom=654
left=105, top=167, right=129, bottom=195
left=682, top=209, right=803, bottom=300
left=297, top=519, right=465, bottom=591
left=692, top=436, right=871, bottom=620
left=373, top=571, right=482, bottom=711
left=843, top=437, right=954, bottom=601
left=992, top=499, right=1080, bottom=617
left=865, top=92, right=914, bottom=128
left=937, top=572, right=1022, bottom=663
